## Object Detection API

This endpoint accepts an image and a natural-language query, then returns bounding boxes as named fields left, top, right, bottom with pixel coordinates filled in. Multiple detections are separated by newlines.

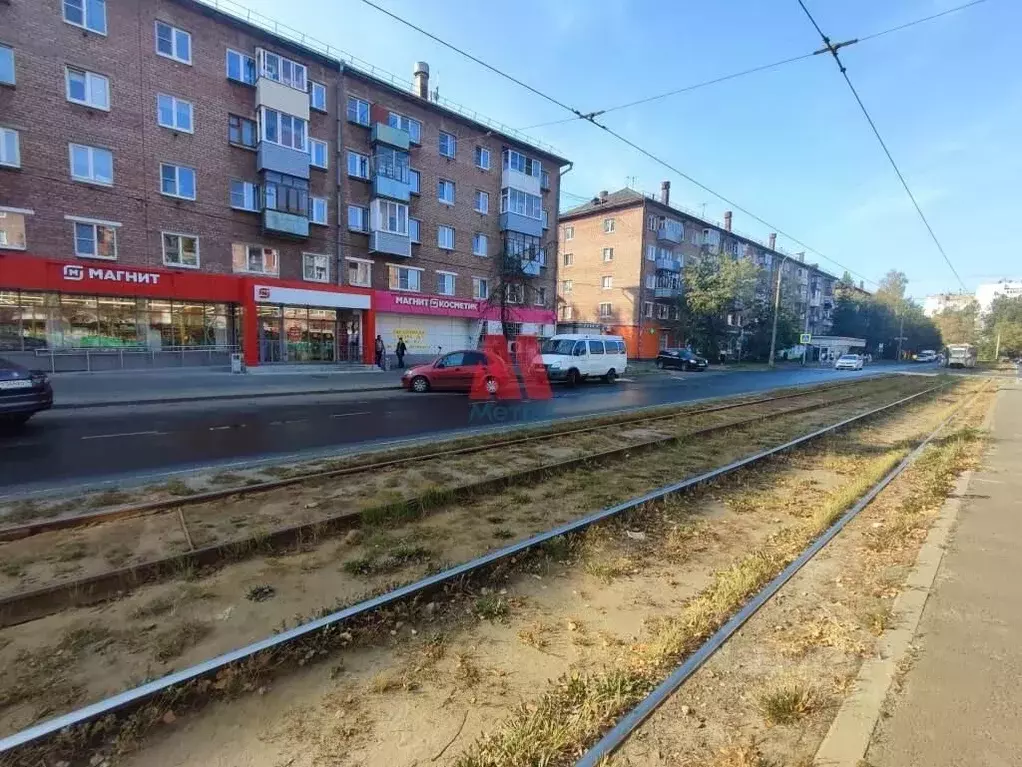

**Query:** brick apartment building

left=556, top=184, right=839, bottom=359
left=0, top=0, right=566, bottom=369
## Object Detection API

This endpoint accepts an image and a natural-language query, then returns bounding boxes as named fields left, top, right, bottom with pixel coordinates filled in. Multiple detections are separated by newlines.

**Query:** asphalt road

left=0, top=364, right=926, bottom=493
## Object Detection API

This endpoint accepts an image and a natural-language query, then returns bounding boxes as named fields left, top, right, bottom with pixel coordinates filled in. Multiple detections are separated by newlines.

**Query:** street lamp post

left=767, top=257, right=785, bottom=368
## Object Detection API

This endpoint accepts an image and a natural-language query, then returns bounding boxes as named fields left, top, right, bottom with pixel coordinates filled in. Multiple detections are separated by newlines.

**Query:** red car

left=401, top=349, right=514, bottom=394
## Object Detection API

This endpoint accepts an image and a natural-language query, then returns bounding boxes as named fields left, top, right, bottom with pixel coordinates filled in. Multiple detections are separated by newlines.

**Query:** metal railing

left=29, top=345, right=240, bottom=373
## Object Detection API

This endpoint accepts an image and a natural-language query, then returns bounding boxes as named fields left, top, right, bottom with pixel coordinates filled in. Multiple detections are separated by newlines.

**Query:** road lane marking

left=331, top=411, right=371, bottom=418
left=81, top=430, right=164, bottom=440
left=268, top=419, right=308, bottom=426
left=208, top=424, right=245, bottom=431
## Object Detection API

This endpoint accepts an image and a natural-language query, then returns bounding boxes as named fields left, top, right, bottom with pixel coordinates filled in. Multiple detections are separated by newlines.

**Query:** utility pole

left=994, top=331, right=1001, bottom=360
left=768, top=259, right=785, bottom=368
left=896, top=312, right=905, bottom=361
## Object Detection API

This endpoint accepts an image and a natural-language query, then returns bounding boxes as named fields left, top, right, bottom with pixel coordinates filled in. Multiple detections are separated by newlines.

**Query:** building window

left=398, top=167, right=416, bottom=195
left=347, top=96, right=370, bottom=126
left=439, top=131, right=456, bottom=158
left=648, top=215, right=658, bottom=231
left=226, top=48, right=256, bottom=85
left=657, top=304, right=669, bottom=320
left=71, top=219, right=118, bottom=260
left=370, top=199, right=408, bottom=235
left=644, top=301, right=653, bottom=318
left=310, top=197, right=328, bottom=226
left=438, top=178, right=455, bottom=205
left=502, top=149, right=541, bottom=177
left=437, top=225, right=455, bottom=250
left=228, top=114, right=257, bottom=148
left=601, top=276, right=612, bottom=290
left=0, top=207, right=30, bottom=250
left=561, top=279, right=573, bottom=293
left=472, top=233, right=487, bottom=256
left=230, top=180, right=259, bottom=211
left=155, top=21, right=192, bottom=64
left=564, top=225, right=574, bottom=241
left=542, top=209, right=549, bottom=229
left=347, top=204, right=368, bottom=232
left=562, top=252, right=573, bottom=266
left=473, top=277, right=489, bottom=300
left=560, top=305, right=573, bottom=321
left=161, top=232, right=199, bottom=268
left=260, top=107, right=306, bottom=152
left=262, top=171, right=308, bottom=216
left=409, top=218, right=421, bottom=244
left=534, top=287, right=547, bottom=306
left=0, top=45, right=13, bottom=86
left=602, top=247, right=614, bottom=262
left=388, top=112, right=422, bottom=144
left=157, top=94, right=194, bottom=132
left=309, top=81, right=327, bottom=112
left=232, top=243, right=279, bottom=275
left=309, top=138, right=328, bottom=169
left=645, top=274, right=655, bottom=289
left=436, top=272, right=456, bottom=296
left=65, top=67, right=109, bottom=110
left=475, top=190, right=489, bottom=214
left=257, top=49, right=306, bottom=91
left=303, top=253, right=330, bottom=283
left=599, top=302, right=612, bottom=318
left=646, top=244, right=656, bottom=261
left=604, top=218, right=615, bottom=233
left=505, top=284, right=524, bottom=304
left=499, top=187, right=542, bottom=219
left=347, top=258, right=372, bottom=287
left=160, top=162, right=196, bottom=199
left=347, top=150, right=369, bottom=179
left=69, top=143, right=113, bottom=185
left=64, top=0, right=107, bottom=34
left=475, top=146, right=490, bottom=170
left=388, top=265, right=421, bottom=292
left=0, top=128, right=20, bottom=168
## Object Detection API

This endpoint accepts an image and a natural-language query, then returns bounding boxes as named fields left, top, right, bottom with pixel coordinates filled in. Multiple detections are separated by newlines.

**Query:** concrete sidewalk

left=866, top=381, right=1022, bottom=767
left=49, top=366, right=405, bottom=408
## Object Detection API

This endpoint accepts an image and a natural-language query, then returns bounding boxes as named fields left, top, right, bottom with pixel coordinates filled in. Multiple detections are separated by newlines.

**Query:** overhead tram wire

left=795, top=0, right=968, bottom=291
left=357, top=0, right=877, bottom=286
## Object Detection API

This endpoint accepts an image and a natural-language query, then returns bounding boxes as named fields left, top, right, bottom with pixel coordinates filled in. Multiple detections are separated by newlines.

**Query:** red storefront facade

left=0, top=253, right=376, bottom=368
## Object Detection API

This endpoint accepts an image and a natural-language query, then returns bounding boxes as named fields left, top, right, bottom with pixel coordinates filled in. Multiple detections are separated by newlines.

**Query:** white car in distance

left=834, top=354, right=865, bottom=371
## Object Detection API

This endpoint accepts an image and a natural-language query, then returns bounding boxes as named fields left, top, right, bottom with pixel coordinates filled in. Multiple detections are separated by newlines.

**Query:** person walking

left=395, top=337, right=407, bottom=368
left=374, top=335, right=385, bottom=369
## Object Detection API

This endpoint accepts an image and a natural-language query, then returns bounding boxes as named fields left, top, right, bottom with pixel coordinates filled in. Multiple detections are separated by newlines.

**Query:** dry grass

left=153, top=619, right=211, bottom=662
left=757, top=679, right=821, bottom=725
left=706, top=741, right=778, bottom=767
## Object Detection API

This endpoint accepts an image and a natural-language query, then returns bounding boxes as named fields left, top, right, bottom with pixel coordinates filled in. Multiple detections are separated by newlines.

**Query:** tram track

left=0, top=378, right=957, bottom=765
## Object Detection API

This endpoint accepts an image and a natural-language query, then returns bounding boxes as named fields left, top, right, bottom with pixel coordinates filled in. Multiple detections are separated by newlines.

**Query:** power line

left=357, top=0, right=878, bottom=286
left=795, top=0, right=968, bottom=291
left=857, top=0, right=988, bottom=44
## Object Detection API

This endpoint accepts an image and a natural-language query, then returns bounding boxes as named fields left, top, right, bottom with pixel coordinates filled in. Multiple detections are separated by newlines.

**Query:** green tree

left=932, top=301, right=979, bottom=346
left=742, top=298, right=800, bottom=361
left=876, top=270, right=908, bottom=307
left=984, top=295, right=1022, bottom=357
left=681, top=252, right=758, bottom=355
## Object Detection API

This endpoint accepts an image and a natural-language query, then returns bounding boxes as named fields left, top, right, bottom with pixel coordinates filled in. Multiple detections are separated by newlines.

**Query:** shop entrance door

left=257, top=305, right=283, bottom=363
left=282, top=307, right=338, bottom=363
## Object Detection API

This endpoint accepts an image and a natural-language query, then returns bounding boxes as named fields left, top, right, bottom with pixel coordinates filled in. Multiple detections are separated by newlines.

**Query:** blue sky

left=238, top=0, right=1019, bottom=300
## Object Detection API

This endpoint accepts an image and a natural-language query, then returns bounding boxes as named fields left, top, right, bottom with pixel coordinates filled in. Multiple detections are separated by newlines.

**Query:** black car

left=655, top=348, right=708, bottom=371
left=0, top=358, right=53, bottom=425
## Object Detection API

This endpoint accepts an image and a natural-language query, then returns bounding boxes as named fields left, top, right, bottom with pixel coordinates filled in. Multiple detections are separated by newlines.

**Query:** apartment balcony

left=255, top=77, right=309, bottom=121
left=502, top=254, right=542, bottom=277
left=501, top=167, right=541, bottom=197
left=371, top=122, right=411, bottom=150
left=654, top=287, right=682, bottom=300
left=371, top=162, right=411, bottom=202
left=655, top=254, right=682, bottom=272
left=810, top=291, right=822, bottom=307
left=370, top=230, right=411, bottom=258
left=263, top=208, right=309, bottom=238
left=657, top=220, right=684, bottom=244
left=257, top=142, right=310, bottom=180
left=499, top=211, right=543, bottom=237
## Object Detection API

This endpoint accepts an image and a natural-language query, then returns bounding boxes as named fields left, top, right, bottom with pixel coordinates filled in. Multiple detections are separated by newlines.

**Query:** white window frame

left=156, top=93, right=194, bottom=133
left=599, top=302, right=613, bottom=319
left=0, top=206, right=33, bottom=251
left=388, top=112, right=422, bottom=144
left=310, top=197, right=328, bottom=226
left=563, top=252, right=573, bottom=266
left=437, top=225, right=455, bottom=251
left=309, top=81, right=327, bottom=112
left=155, top=21, right=192, bottom=65
left=63, top=0, right=107, bottom=35
left=562, top=279, right=573, bottom=293
left=472, top=277, right=489, bottom=300
left=474, top=190, right=489, bottom=214
left=409, top=168, right=421, bottom=195
left=542, top=209, right=549, bottom=229
left=439, top=131, right=456, bottom=158
left=65, top=67, right=109, bottom=110
left=560, top=305, right=573, bottom=321
left=347, top=150, right=369, bottom=179
left=644, top=301, right=654, bottom=318
left=436, top=271, right=457, bottom=297
left=257, top=49, right=307, bottom=92
left=564, top=225, right=574, bottom=241
left=388, top=264, right=423, bottom=292
left=67, top=216, right=120, bottom=261
left=309, top=138, right=329, bottom=170
left=645, top=274, right=656, bottom=289
left=0, top=127, right=20, bottom=168
left=602, top=276, right=613, bottom=290
left=69, top=143, right=113, bottom=186
left=534, top=287, right=547, bottom=307
left=346, top=257, right=373, bottom=287
left=438, top=178, right=455, bottom=205
left=229, top=179, right=259, bottom=211
left=602, top=247, right=614, bottom=262
left=260, top=107, right=307, bottom=152
left=502, top=149, right=541, bottom=177
left=657, top=304, right=670, bottom=320
left=604, top=218, right=615, bottom=233
left=161, top=231, right=200, bottom=269
left=347, top=204, right=368, bottom=232
left=347, top=96, right=370, bottom=126
left=646, top=244, right=656, bottom=261
left=409, top=217, right=421, bottom=244
left=303, top=252, right=330, bottom=283
left=475, top=146, right=490, bottom=170
left=159, top=162, right=196, bottom=200
left=370, top=199, right=409, bottom=236
left=472, top=232, right=488, bottom=257
left=500, top=187, right=542, bottom=219
left=226, top=48, right=256, bottom=85
left=232, top=243, right=279, bottom=276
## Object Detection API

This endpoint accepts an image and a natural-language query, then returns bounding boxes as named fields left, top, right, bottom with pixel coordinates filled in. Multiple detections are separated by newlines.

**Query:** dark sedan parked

left=655, top=348, right=709, bottom=371
left=0, top=358, right=53, bottom=425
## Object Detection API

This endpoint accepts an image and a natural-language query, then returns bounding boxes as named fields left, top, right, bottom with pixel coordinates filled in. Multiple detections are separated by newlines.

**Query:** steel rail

left=0, top=383, right=945, bottom=756
left=575, top=382, right=980, bottom=766
left=0, top=378, right=882, bottom=543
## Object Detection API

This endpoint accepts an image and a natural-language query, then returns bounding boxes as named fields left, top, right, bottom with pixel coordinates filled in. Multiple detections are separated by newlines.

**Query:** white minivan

left=540, top=334, right=628, bottom=385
